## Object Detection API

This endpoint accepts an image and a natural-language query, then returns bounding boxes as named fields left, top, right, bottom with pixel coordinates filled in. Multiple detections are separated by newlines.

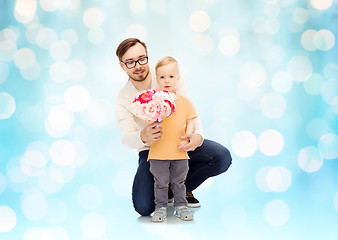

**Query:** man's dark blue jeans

left=131, top=139, right=232, bottom=216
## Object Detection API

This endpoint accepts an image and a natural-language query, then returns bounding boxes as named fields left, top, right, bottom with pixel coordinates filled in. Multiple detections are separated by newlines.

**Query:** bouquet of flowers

left=132, top=90, right=176, bottom=122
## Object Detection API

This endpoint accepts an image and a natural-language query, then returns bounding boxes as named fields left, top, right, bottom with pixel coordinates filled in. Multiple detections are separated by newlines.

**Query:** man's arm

left=115, top=98, right=145, bottom=149
left=115, top=97, right=163, bottom=149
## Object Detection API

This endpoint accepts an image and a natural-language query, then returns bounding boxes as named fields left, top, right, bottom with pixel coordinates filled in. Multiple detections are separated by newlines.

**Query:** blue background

left=0, top=0, right=337, bottom=239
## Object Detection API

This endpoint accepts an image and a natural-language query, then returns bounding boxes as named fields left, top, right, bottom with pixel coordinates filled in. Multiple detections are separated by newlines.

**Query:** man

left=115, top=38, right=232, bottom=216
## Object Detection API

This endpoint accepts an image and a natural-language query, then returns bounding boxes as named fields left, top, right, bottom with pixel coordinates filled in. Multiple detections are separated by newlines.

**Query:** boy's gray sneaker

left=151, top=207, right=167, bottom=222
left=175, top=206, right=194, bottom=221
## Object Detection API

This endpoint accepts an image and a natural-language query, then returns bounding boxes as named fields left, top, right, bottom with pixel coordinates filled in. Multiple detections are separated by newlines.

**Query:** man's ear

left=119, top=62, right=125, bottom=70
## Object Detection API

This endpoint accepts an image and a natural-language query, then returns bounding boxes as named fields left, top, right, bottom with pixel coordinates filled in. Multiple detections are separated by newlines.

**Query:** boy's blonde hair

left=155, top=56, right=179, bottom=71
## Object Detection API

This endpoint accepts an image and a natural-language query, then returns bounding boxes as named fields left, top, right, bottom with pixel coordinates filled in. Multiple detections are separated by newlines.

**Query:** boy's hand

left=178, top=133, right=203, bottom=152
left=140, top=121, right=163, bottom=143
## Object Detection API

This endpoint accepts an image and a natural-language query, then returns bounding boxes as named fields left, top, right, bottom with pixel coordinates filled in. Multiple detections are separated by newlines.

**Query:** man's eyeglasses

left=121, top=56, right=148, bottom=69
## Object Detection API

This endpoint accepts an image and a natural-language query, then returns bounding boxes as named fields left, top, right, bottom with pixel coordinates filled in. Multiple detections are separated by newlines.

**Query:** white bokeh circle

left=81, top=212, right=106, bottom=238
left=258, top=129, right=284, bottom=156
left=318, top=133, right=338, bottom=160
left=83, top=8, right=104, bottom=29
left=264, top=200, right=290, bottom=226
left=77, top=184, right=102, bottom=210
left=297, top=146, right=323, bottom=173
left=231, top=131, right=257, bottom=158
left=64, top=85, right=90, bottom=112
left=0, top=206, right=16, bottom=232
left=0, top=92, right=16, bottom=119
left=240, top=61, right=266, bottom=88
left=260, top=93, right=286, bottom=119
left=189, top=11, right=211, bottom=32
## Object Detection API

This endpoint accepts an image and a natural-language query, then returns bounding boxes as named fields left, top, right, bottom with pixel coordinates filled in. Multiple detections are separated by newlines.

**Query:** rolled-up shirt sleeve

left=115, top=95, right=147, bottom=150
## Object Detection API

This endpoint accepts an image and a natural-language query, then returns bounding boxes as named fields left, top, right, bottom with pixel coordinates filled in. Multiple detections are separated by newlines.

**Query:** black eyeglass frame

left=121, top=56, right=148, bottom=69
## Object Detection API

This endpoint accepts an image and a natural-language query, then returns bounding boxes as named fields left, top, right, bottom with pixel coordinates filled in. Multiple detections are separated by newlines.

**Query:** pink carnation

left=132, top=90, right=176, bottom=122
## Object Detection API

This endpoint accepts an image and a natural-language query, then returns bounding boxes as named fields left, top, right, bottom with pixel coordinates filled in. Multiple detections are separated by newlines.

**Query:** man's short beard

left=130, top=69, right=150, bottom=82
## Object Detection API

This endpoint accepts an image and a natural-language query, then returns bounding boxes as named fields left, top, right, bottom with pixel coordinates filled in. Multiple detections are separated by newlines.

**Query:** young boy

left=148, top=56, right=196, bottom=222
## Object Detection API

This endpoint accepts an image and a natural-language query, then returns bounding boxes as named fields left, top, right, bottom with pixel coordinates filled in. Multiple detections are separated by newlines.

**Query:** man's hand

left=140, top=121, right=163, bottom=143
left=178, top=133, right=203, bottom=152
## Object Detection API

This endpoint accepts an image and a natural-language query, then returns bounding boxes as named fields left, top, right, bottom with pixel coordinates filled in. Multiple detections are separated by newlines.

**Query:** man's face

left=120, top=43, right=150, bottom=82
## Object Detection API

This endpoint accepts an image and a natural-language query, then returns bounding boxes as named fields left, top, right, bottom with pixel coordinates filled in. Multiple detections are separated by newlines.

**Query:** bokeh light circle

left=68, top=59, right=86, bottom=81
left=231, top=130, right=257, bottom=158
left=303, top=73, right=325, bottom=95
left=61, top=29, right=79, bottom=45
left=0, top=174, right=6, bottom=194
left=150, top=0, right=166, bottom=13
left=49, top=41, right=71, bottom=61
left=287, top=56, right=312, bottom=82
left=49, top=139, right=75, bottom=166
left=130, top=0, right=146, bottom=13
left=14, top=48, right=35, bottom=70
left=271, top=71, right=293, bottom=94
left=83, top=8, right=104, bottom=29
left=321, top=79, right=338, bottom=105
left=14, top=0, right=37, bottom=23
left=323, top=63, right=338, bottom=79
left=125, top=24, right=147, bottom=41
left=45, top=105, right=74, bottom=136
left=264, top=200, right=290, bottom=226
left=301, top=29, right=317, bottom=51
left=0, top=206, right=16, bottom=232
left=318, top=133, right=338, bottom=160
left=77, top=184, right=102, bottom=210
left=310, top=0, right=333, bottom=10
left=39, top=0, right=59, bottom=12
left=306, top=118, right=331, bottom=140
left=0, top=92, right=16, bottom=119
left=256, top=166, right=292, bottom=192
left=36, top=28, right=57, bottom=49
left=266, top=166, right=292, bottom=192
left=21, top=193, right=48, bottom=220
left=81, top=99, right=114, bottom=128
left=292, top=8, right=309, bottom=25
left=334, top=192, right=338, bottom=211
left=49, top=164, right=76, bottom=183
left=88, top=28, right=104, bottom=44
left=314, top=30, right=335, bottom=51
left=21, top=150, right=47, bottom=177
left=45, top=198, right=68, bottom=225
left=64, top=85, right=90, bottom=112
left=193, top=34, right=214, bottom=55
left=0, top=61, right=9, bottom=83
left=218, top=34, right=240, bottom=56
left=42, top=227, right=69, bottom=240
left=81, top=212, right=106, bottom=238
left=240, top=61, right=266, bottom=88
left=20, top=62, right=41, bottom=80
left=112, top=170, right=134, bottom=197
left=189, top=11, right=211, bottom=32
left=260, top=93, right=286, bottom=119
left=50, top=61, right=70, bottom=83
left=0, top=40, right=17, bottom=61
left=297, top=146, right=323, bottom=173
left=258, top=129, right=284, bottom=156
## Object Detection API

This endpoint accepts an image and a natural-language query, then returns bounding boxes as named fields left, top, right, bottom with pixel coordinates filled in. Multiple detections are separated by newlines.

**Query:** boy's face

left=156, top=62, right=179, bottom=93
left=120, top=43, right=149, bottom=82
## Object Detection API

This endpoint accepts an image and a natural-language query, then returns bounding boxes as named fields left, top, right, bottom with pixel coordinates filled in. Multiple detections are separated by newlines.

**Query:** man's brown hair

left=116, top=38, right=147, bottom=61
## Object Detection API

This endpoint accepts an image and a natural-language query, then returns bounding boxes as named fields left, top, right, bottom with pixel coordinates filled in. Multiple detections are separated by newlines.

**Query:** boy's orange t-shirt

left=148, top=95, right=197, bottom=160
